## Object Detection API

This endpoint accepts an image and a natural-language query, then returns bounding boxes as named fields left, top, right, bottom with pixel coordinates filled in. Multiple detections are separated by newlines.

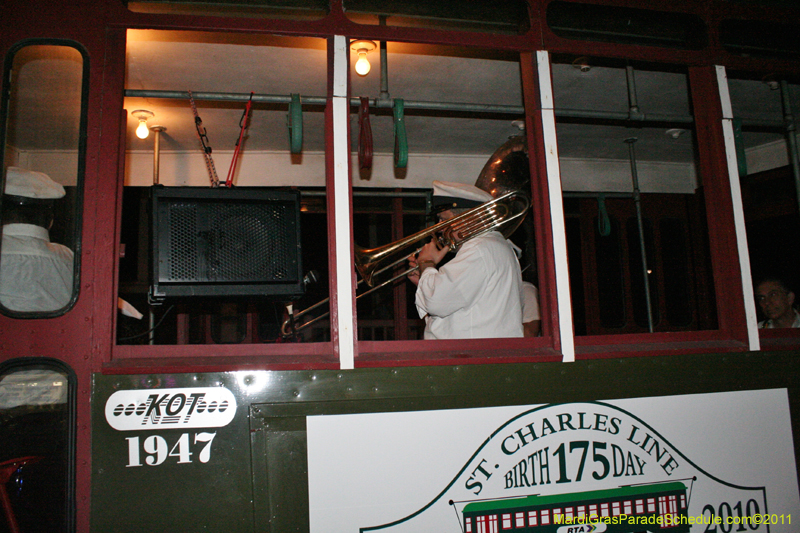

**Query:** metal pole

left=626, top=66, right=642, bottom=121
left=150, top=126, right=166, bottom=185
left=123, top=91, right=788, bottom=131
left=378, top=15, right=390, bottom=106
left=626, top=137, right=654, bottom=332
left=780, top=80, right=800, bottom=217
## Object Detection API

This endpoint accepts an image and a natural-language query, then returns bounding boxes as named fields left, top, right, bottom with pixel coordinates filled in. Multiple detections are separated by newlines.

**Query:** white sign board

left=308, top=389, right=799, bottom=532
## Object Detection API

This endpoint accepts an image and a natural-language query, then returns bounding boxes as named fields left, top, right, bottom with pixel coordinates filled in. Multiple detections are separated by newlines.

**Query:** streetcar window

left=1, top=42, right=87, bottom=317
left=546, top=1, right=707, bottom=50
left=553, top=56, right=718, bottom=337
left=528, top=510, right=538, bottom=526
left=515, top=512, right=525, bottom=527
left=565, top=506, right=574, bottom=520
left=647, top=498, right=656, bottom=512
left=588, top=503, right=598, bottom=517
left=721, top=19, right=800, bottom=60
left=0, top=359, right=75, bottom=533
left=727, top=73, right=800, bottom=343
left=343, top=0, right=530, bottom=35
left=126, top=0, right=328, bottom=19
left=465, top=517, right=472, bottom=532
left=501, top=513, right=512, bottom=529
left=118, top=30, right=331, bottom=346
left=601, top=502, right=610, bottom=516
left=540, top=509, right=550, bottom=525
left=576, top=505, right=585, bottom=519
left=636, top=499, right=645, bottom=513
left=612, top=501, right=621, bottom=516
left=623, top=500, right=632, bottom=514
left=680, top=494, right=686, bottom=508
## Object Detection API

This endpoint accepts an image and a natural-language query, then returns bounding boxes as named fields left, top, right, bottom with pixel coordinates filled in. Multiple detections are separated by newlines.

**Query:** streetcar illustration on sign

left=461, top=481, right=690, bottom=533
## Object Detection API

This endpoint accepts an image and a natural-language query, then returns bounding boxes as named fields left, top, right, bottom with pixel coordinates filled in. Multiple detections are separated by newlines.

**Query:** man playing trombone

left=408, top=181, right=524, bottom=340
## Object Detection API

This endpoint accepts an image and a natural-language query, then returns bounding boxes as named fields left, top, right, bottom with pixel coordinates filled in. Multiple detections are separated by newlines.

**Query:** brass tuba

left=282, top=135, right=531, bottom=337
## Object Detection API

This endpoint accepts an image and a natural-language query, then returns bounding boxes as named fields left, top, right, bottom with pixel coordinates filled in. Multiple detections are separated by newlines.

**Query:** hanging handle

left=597, top=194, right=611, bottom=237
left=358, top=97, right=373, bottom=172
left=287, top=93, right=303, bottom=154
left=393, top=98, right=408, bottom=169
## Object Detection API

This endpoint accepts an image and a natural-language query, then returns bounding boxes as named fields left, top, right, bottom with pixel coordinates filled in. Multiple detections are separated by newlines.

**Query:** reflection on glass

left=0, top=362, right=73, bottom=532
left=1, top=44, right=85, bottom=315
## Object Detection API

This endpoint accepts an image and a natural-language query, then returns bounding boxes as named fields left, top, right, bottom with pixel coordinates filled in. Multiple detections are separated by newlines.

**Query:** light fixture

left=571, top=56, right=591, bottom=73
left=350, top=40, right=377, bottom=77
left=762, top=74, right=780, bottom=91
left=666, top=128, right=685, bottom=139
left=132, top=109, right=154, bottom=139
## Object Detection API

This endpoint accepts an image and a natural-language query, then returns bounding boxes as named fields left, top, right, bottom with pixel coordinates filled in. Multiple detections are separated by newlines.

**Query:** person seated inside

left=755, top=277, right=800, bottom=329
left=522, top=281, right=541, bottom=337
left=407, top=180, right=523, bottom=340
left=0, top=167, right=73, bottom=312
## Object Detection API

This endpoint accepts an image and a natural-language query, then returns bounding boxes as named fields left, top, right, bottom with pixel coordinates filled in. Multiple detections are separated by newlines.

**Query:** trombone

left=281, top=189, right=530, bottom=338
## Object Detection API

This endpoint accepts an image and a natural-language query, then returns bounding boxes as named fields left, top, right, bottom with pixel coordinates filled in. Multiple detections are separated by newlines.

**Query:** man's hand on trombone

left=407, top=238, right=449, bottom=286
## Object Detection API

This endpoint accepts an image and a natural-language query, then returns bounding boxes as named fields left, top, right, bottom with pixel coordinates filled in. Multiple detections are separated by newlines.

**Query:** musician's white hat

left=4, top=167, right=65, bottom=200
left=432, top=180, right=492, bottom=212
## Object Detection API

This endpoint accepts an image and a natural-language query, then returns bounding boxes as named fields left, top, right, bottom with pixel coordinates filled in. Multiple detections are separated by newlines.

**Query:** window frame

left=0, top=357, right=77, bottom=533
left=0, top=39, right=89, bottom=319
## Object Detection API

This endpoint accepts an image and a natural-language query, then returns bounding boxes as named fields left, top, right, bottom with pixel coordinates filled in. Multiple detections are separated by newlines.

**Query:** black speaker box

left=150, top=186, right=304, bottom=300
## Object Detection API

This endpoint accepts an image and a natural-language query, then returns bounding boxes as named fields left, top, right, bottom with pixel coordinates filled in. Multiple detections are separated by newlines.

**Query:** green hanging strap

left=597, top=194, right=611, bottom=237
left=733, top=117, right=747, bottom=178
left=393, top=98, right=408, bottom=168
left=287, top=93, right=303, bottom=154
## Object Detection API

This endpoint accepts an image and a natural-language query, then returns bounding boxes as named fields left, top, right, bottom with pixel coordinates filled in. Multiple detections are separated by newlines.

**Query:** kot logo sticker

left=105, top=387, right=237, bottom=430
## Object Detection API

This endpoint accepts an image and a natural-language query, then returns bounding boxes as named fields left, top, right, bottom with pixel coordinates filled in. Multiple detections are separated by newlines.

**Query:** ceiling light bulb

left=355, top=50, right=370, bottom=76
left=136, top=119, right=150, bottom=139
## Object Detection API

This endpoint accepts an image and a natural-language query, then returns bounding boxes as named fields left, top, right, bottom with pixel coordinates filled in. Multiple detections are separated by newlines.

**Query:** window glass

left=0, top=359, right=74, bottom=532
left=126, top=0, right=328, bottom=20
left=1, top=43, right=86, bottom=316
left=343, top=0, right=529, bottom=35
left=727, top=73, right=800, bottom=330
left=720, top=19, right=800, bottom=60
left=546, top=1, right=707, bottom=50
left=553, top=56, right=717, bottom=335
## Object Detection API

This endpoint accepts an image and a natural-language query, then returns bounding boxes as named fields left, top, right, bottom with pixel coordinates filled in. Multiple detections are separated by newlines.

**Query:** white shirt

left=0, top=223, right=74, bottom=312
left=522, top=281, right=540, bottom=322
left=415, top=231, right=523, bottom=339
left=758, top=309, right=800, bottom=329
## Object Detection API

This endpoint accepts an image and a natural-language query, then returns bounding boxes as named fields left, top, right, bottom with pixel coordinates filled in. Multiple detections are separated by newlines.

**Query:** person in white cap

left=0, top=167, right=74, bottom=312
left=407, top=180, right=523, bottom=339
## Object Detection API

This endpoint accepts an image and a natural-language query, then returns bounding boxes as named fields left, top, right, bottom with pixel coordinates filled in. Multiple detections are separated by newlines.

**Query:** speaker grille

left=168, top=203, right=199, bottom=281
left=151, top=187, right=303, bottom=299
left=205, top=203, right=293, bottom=282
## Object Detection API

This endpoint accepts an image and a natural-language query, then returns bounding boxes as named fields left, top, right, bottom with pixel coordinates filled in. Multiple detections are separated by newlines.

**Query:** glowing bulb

left=136, top=119, right=149, bottom=139
left=355, top=50, right=371, bottom=76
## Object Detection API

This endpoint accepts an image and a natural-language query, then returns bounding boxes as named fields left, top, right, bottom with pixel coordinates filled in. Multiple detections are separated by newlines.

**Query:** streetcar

left=463, top=482, right=690, bottom=533
left=1, top=0, right=799, bottom=532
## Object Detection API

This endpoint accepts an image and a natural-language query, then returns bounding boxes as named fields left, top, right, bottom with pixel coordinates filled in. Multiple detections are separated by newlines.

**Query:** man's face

left=755, top=281, right=795, bottom=320
left=437, top=210, right=462, bottom=243
left=437, top=209, right=454, bottom=222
